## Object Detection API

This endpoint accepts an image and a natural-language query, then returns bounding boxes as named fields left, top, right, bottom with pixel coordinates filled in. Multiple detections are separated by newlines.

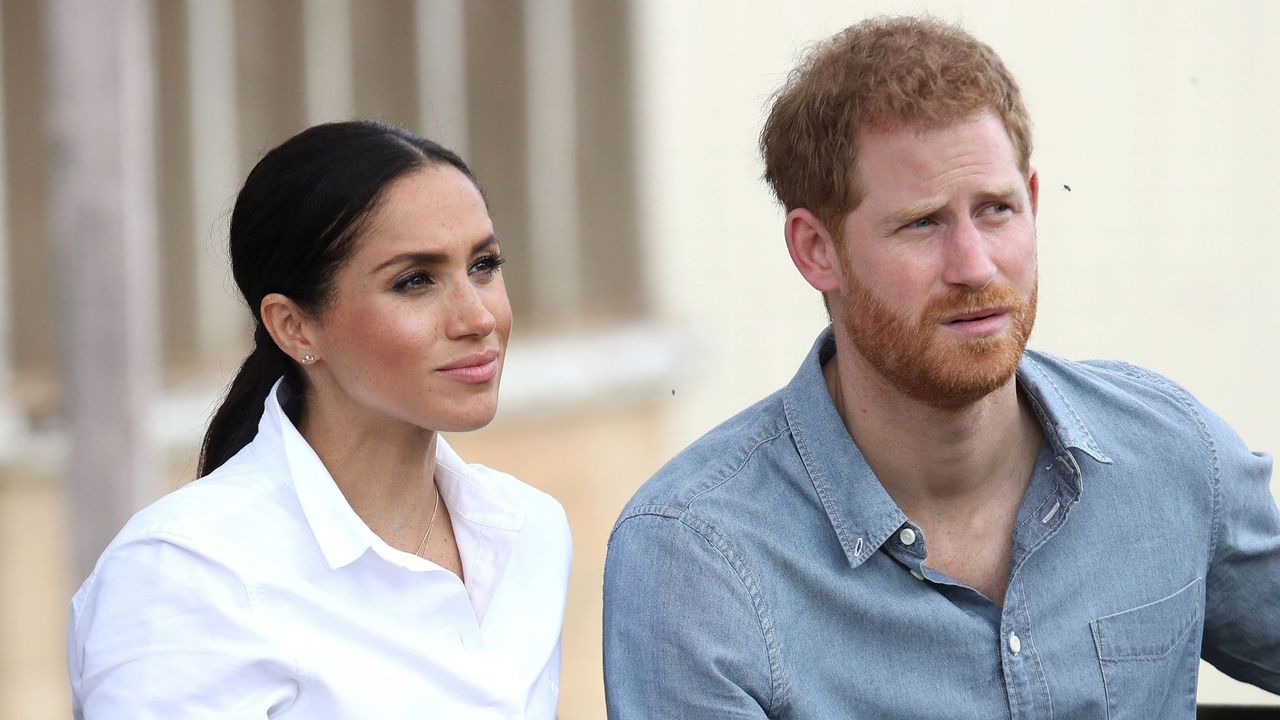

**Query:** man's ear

left=260, top=293, right=319, bottom=365
left=785, top=208, right=842, bottom=292
left=1028, top=168, right=1040, bottom=218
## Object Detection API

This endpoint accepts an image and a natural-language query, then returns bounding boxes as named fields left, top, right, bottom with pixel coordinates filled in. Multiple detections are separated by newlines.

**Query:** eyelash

left=390, top=253, right=507, bottom=294
left=471, top=253, right=507, bottom=276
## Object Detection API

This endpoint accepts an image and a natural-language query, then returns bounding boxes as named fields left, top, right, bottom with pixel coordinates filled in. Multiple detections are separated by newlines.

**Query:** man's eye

left=909, top=217, right=934, bottom=229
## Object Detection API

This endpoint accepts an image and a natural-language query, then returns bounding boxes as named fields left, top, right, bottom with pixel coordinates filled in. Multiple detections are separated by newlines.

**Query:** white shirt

left=68, top=381, right=572, bottom=719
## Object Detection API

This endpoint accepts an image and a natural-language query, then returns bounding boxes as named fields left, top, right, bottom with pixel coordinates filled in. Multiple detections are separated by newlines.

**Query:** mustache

left=920, top=284, right=1023, bottom=324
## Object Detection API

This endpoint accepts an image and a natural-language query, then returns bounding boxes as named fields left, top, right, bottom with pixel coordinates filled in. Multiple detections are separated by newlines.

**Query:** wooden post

left=415, top=0, right=469, bottom=154
left=0, top=4, right=20, bottom=462
left=46, top=0, right=161, bottom=580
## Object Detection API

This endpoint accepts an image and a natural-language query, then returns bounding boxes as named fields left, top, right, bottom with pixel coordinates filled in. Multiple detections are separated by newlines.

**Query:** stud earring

left=301, top=354, right=316, bottom=365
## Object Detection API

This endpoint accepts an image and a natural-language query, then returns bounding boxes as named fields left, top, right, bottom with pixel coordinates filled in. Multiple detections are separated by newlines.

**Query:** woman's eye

left=470, top=253, right=507, bottom=276
left=392, top=272, right=433, bottom=293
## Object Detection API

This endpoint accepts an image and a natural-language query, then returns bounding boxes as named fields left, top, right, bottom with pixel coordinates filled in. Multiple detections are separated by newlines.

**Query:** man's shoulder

left=1020, top=348, right=1228, bottom=449
left=1023, top=349, right=1203, bottom=408
left=618, top=388, right=792, bottom=522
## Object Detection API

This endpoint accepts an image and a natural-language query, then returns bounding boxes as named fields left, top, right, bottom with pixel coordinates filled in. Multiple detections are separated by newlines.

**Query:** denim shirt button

left=1008, top=632, right=1022, bottom=655
left=910, top=568, right=925, bottom=581
left=899, top=528, right=917, bottom=546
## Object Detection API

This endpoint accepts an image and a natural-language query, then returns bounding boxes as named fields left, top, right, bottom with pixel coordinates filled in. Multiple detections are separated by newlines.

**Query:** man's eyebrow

left=885, top=199, right=946, bottom=229
left=884, top=185, right=1023, bottom=228
left=370, top=235, right=498, bottom=273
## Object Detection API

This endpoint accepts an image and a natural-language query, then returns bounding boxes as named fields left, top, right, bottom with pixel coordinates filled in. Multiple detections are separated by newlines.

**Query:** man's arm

left=603, top=511, right=776, bottom=719
left=1200, top=407, right=1280, bottom=692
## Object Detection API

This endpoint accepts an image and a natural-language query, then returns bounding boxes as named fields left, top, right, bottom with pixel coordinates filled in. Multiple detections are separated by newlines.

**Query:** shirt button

left=1008, top=633, right=1022, bottom=655
left=899, top=528, right=917, bottom=546
left=910, top=569, right=925, bottom=581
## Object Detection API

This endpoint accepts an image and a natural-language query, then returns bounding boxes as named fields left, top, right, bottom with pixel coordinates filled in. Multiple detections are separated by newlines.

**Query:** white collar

left=257, top=379, right=525, bottom=574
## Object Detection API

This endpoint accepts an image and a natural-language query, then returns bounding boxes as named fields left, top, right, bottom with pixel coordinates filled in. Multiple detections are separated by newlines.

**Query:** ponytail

left=197, top=324, right=301, bottom=477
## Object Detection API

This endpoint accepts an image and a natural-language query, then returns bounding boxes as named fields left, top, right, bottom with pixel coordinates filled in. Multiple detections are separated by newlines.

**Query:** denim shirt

left=604, top=328, right=1279, bottom=719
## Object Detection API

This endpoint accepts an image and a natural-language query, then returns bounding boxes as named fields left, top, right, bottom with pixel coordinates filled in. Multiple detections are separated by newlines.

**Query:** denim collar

left=782, top=326, right=1113, bottom=570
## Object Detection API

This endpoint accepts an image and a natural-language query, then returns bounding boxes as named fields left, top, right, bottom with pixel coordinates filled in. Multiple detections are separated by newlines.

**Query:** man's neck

left=823, top=345, right=1043, bottom=517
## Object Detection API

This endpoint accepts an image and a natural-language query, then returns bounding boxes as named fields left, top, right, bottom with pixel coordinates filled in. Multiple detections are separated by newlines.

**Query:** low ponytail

left=192, top=120, right=481, bottom=478
left=197, top=325, right=300, bottom=477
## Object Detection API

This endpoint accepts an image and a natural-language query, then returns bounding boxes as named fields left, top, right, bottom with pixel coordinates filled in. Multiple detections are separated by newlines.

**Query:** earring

left=301, top=354, right=316, bottom=365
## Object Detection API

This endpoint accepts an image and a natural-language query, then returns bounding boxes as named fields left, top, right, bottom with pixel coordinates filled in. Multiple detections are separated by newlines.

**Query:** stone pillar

left=46, top=0, right=161, bottom=577
left=523, top=0, right=581, bottom=320
left=415, top=0, right=469, bottom=154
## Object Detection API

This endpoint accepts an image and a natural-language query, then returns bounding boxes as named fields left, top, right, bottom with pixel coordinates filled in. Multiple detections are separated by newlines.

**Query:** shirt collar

left=782, top=327, right=1112, bottom=570
left=1015, top=351, right=1113, bottom=466
left=257, top=379, right=523, bottom=572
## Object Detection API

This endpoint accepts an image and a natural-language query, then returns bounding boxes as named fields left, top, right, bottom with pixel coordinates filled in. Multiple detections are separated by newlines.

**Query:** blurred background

left=1, top=0, right=1277, bottom=717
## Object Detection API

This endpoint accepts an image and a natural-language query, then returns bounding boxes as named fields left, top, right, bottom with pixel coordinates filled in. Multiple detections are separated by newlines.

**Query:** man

left=603, top=16, right=1279, bottom=719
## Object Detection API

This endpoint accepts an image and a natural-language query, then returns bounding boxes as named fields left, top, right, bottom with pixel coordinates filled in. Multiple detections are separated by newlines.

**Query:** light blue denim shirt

left=604, top=327, right=1279, bottom=719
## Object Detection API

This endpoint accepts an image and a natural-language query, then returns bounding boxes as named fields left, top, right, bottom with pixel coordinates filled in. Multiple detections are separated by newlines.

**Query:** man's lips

left=941, top=306, right=1008, bottom=324
left=939, top=307, right=1010, bottom=336
left=437, top=349, right=500, bottom=383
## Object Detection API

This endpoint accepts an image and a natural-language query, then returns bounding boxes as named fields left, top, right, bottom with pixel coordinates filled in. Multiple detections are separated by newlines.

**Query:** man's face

left=832, top=111, right=1039, bottom=409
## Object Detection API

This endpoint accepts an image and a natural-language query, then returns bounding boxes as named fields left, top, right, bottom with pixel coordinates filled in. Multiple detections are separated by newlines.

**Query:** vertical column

left=414, top=0, right=468, bottom=155
left=303, top=0, right=354, bottom=124
left=186, top=0, right=243, bottom=365
left=46, top=0, right=161, bottom=577
left=523, top=0, right=581, bottom=321
left=0, top=4, right=21, bottom=461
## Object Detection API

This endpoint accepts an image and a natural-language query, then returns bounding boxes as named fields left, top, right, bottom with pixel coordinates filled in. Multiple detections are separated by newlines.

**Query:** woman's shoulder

left=116, top=446, right=290, bottom=548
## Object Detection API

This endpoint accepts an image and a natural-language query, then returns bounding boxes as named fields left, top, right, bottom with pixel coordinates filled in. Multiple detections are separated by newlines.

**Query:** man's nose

left=940, top=217, right=997, bottom=289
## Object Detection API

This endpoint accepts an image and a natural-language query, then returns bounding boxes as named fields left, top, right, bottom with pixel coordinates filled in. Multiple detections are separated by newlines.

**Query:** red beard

left=840, top=271, right=1038, bottom=409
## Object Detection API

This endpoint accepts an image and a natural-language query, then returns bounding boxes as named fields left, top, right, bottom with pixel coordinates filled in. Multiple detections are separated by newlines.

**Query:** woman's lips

left=437, top=350, right=499, bottom=383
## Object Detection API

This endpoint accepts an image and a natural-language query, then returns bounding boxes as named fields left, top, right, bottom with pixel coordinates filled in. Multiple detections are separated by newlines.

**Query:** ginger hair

left=760, top=16, right=1032, bottom=236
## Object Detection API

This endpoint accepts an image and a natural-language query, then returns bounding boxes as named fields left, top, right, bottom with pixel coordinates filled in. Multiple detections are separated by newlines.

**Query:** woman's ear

left=785, top=208, right=842, bottom=292
left=260, top=293, right=319, bottom=365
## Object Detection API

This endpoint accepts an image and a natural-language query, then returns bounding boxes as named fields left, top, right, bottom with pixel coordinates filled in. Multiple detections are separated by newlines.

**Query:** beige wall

left=631, top=0, right=1280, bottom=706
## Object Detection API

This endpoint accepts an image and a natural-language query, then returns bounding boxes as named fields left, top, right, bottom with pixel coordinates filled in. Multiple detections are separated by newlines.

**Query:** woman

left=67, top=121, right=572, bottom=718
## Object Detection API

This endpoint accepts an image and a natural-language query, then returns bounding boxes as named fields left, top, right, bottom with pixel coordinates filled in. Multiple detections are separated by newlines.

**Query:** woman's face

left=307, top=164, right=512, bottom=433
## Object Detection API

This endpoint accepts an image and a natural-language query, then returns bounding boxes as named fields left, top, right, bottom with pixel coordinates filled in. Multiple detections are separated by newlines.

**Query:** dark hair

left=198, top=120, right=481, bottom=477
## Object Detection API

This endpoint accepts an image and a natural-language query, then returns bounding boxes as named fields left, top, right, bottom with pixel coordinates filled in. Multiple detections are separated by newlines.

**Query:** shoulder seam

left=615, top=510, right=788, bottom=714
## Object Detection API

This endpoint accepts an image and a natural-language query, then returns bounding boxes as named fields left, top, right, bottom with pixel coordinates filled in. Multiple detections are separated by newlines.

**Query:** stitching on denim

left=676, top=512, right=790, bottom=716
left=1019, top=587, right=1055, bottom=718
left=1110, top=363, right=1222, bottom=563
left=785, top=390, right=859, bottom=562
left=1092, top=577, right=1203, bottom=661
left=606, top=504, right=681, bottom=547
left=1089, top=620, right=1114, bottom=720
left=684, top=423, right=790, bottom=510
left=1024, top=355, right=1106, bottom=456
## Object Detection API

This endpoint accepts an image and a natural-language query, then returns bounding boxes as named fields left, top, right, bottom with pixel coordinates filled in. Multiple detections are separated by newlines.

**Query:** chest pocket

left=1090, top=577, right=1203, bottom=720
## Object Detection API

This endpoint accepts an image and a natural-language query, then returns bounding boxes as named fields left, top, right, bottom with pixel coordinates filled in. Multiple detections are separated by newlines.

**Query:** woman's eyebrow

left=371, top=235, right=498, bottom=273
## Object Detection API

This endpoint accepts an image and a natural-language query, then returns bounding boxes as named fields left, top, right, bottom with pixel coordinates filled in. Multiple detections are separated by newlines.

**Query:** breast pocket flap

left=1091, top=577, right=1203, bottom=661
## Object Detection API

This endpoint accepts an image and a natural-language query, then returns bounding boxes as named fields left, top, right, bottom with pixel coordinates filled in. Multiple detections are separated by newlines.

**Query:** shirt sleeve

left=68, top=535, right=298, bottom=719
left=1199, top=407, right=1280, bottom=692
left=603, top=512, right=775, bottom=719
